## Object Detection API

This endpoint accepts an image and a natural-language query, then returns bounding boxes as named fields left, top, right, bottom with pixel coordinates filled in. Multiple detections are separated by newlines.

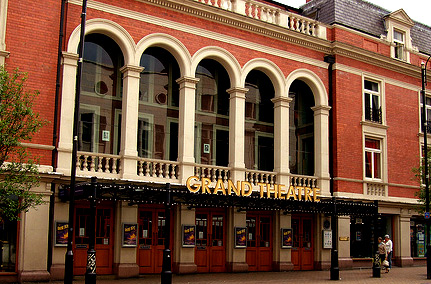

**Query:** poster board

left=122, top=223, right=138, bottom=247
left=281, top=228, right=293, bottom=248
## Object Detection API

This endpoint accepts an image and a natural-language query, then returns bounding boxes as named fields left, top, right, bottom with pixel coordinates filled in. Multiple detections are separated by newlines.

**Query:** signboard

left=323, top=230, right=332, bottom=249
left=425, top=212, right=430, bottom=219
left=122, top=223, right=137, bottom=247
left=182, top=225, right=196, bottom=247
left=281, top=228, right=293, bottom=248
left=234, top=227, right=247, bottom=248
left=55, top=221, right=68, bottom=247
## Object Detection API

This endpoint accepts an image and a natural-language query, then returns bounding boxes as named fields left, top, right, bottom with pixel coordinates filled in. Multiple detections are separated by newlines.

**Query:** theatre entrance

left=138, top=205, right=171, bottom=274
left=246, top=213, right=273, bottom=271
left=291, top=215, right=314, bottom=270
left=195, top=209, right=226, bottom=273
left=73, top=203, right=114, bottom=275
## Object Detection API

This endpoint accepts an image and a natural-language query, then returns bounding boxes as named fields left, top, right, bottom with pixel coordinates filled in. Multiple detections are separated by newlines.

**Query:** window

left=365, top=138, right=381, bottom=180
left=420, top=95, right=431, bottom=134
left=364, top=80, right=382, bottom=124
left=393, top=30, right=405, bottom=60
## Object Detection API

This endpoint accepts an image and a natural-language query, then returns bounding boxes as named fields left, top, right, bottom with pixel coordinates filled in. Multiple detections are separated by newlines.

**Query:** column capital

left=62, top=52, right=79, bottom=66
left=271, top=96, right=293, bottom=107
left=311, top=105, right=331, bottom=115
left=176, top=76, right=200, bottom=86
left=120, top=65, right=144, bottom=78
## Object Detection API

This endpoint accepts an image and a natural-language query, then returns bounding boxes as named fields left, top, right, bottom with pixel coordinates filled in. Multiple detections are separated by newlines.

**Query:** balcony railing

left=365, top=107, right=382, bottom=124
left=194, top=0, right=326, bottom=39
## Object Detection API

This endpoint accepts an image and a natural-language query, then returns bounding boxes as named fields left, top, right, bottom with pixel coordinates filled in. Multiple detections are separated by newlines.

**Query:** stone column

left=57, top=52, right=79, bottom=175
left=176, top=77, right=199, bottom=183
left=395, top=214, right=414, bottom=266
left=113, top=201, right=139, bottom=278
left=272, top=96, right=292, bottom=187
left=274, top=212, right=294, bottom=271
left=18, top=183, right=52, bottom=282
left=227, top=87, right=248, bottom=182
left=226, top=207, right=248, bottom=272
left=119, top=65, right=144, bottom=180
left=311, top=105, right=331, bottom=197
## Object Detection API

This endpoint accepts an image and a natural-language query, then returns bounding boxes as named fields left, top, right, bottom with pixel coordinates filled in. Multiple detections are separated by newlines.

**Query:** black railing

left=365, top=107, right=382, bottom=124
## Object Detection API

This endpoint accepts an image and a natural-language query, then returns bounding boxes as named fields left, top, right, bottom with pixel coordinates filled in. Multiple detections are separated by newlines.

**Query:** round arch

left=286, top=69, right=328, bottom=107
left=136, top=33, right=191, bottom=78
left=67, top=18, right=136, bottom=66
left=191, top=46, right=241, bottom=88
left=241, top=58, right=285, bottom=98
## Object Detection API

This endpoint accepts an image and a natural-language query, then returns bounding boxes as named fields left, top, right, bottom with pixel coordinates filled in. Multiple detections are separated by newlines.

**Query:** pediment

left=384, top=9, right=414, bottom=27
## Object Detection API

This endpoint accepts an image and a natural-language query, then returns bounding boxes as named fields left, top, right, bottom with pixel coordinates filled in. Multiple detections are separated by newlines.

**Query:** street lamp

left=421, top=55, right=431, bottom=279
left=64, top=1, right=88, bottom=283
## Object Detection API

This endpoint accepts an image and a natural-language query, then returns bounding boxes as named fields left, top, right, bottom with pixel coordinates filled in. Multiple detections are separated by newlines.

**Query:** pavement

left=39, top=266, right=431, bottom=284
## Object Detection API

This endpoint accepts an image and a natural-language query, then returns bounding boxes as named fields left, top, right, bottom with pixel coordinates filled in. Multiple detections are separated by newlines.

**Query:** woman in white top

left=384, top=234, right=393, bottom=272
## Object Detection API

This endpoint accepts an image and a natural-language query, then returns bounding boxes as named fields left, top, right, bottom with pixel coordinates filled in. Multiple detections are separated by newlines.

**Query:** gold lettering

left=305, top=187, right=312, bottom=201
left=186, top=176, right=201, bottom=193
left=214, top=179, right=226, bottom=195
left=201, top=177, right=212, bottom=194
left=287, top=186, right=297, bottom=200
left=278, top=184, right=286, bottom=199
left=266, top=184, right=278, bottom=199
left=227, top=180, right=241, bottom=196
left=313, top=187, right=321, bottom=202
left=297, top=186, right=304, bottom=201
left=257, top=183, right=266, bottom=198
left=241, top=181, right=252, bottom=196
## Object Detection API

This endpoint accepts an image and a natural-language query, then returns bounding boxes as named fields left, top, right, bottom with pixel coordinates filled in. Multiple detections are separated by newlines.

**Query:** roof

left=301, top=0, right=431, bottom=55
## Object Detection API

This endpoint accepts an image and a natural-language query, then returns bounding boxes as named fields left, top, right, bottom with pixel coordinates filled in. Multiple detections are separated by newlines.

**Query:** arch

left=286, top=69, right=328, bottom=106
left=241, top=58, right=285, bottom=98
left=67, top=18, right=136, bottom=66
left=191, top=46, right=241, bottom=88
left=136, top=33, right=191, bottom=78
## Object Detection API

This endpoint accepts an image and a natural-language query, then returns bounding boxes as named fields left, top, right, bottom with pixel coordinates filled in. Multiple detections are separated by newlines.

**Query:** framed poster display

left=234, top=227, right=247, bottom=248
left=281, top=228, right=293, bottom=248
left=55, top=221, right=69, bottom=246
left=182, top=225, right=196, bottom=247
left=122, top=223, right=138, bottom=247
left=323, top=230, right=332, bottom=249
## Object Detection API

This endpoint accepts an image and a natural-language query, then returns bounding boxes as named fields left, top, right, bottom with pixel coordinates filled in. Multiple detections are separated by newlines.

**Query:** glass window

left=0, top=220, right=17, bottom=272
left=139, top=47, right=180, bottom=161
left=364, top=80, right=381, bottom=123
left=420, top=96, right=431, bottom=134
left=194, top=59, right=230, bottom=166
left=410, top=218, right=426, bottom=257
left=289, top=80, right=315, bottom=176
left=393, top=30, right=405, bottom=60
left=80, top=34, right=124, bottom=155
left=245, top=70, right=274, bottom=172
left=365, top=138, right=381, bottom=179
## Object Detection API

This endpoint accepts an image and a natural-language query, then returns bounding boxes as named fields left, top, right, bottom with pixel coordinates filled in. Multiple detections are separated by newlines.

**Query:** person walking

left=384, top=234, right=393, bottom=273
left=378, top=237, right=386, bottom=269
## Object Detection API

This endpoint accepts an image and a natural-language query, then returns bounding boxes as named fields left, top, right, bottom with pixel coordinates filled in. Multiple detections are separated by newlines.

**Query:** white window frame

left=254, top=131, right=274, bottom=171
left=364, top=136, right=383, bottom=181
left=137, top=113, right=154, bottom=159
left=79, top=104, right=100, bottom=153
left=393, top=29, right=405, bottom=61
left=363, top=79, right=381, bottom=124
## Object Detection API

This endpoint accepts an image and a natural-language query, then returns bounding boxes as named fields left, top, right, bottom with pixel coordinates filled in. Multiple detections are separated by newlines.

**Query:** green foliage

left=0, top=66, right=47, bottom=222
left=413, top=147, right=431, bottom=214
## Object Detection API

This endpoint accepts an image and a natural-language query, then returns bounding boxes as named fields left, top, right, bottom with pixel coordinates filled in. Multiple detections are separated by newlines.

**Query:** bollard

left=372, top=251, right=380, bottom=278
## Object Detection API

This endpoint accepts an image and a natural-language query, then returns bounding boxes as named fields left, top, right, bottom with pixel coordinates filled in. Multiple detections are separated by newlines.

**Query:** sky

left=278, top=0, right=431, bottom=27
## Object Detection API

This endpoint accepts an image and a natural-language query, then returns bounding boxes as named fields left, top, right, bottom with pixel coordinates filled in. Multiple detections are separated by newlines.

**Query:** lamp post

left=161, top=183, right=172, bottom=284
left=64, top=1, right=88, bottom=283
left=421, top=56, right=431, bottom=279
left=330, top=196, right=339, bottom=280
left=85, top=177, right=97, bottom=284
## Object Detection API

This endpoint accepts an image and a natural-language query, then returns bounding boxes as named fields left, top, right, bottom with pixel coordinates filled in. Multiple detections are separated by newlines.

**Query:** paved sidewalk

left=43, top=266, right=431, bottom=284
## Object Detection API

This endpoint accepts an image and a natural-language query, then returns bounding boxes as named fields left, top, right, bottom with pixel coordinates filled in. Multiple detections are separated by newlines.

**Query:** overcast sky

left=279, top=0, right=431, bottom=26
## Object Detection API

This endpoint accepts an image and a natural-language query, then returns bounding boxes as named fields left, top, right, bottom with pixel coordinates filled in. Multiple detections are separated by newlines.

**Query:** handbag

left=382, top=260, right=389, bottom=267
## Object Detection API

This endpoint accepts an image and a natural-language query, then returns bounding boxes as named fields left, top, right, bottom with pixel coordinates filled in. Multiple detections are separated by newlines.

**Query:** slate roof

left=300, top=0, right=431, bottom=55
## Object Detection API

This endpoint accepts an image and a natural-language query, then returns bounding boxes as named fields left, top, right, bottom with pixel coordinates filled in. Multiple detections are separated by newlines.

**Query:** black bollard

left=372, top=251, right=381, bottom=278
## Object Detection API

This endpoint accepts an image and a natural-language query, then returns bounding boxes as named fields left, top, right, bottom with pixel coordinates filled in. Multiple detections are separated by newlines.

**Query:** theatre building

left=0, top=0, right=430, bottom=282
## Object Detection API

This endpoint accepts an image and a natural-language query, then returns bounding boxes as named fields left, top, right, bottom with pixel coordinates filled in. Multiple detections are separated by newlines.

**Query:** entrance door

left=246, top=213, right=273, bottom=271
left=74, top=204, right=114, bottom=275
left=291, top=215, right=314, bottom=270
left=138, top=207, right=169, bottom=274
left=195, top=209, right=226, bottom=273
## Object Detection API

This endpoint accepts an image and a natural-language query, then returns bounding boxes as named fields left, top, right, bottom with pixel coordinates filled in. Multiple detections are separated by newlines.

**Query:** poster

left=323, top=230, right=332, bottom=249
left=55, top=221, right=69, bottom=246
left=182, top=225, right=196, bottom=247
left=281, top=228, right=293, bottom=248
left=122, top=223, right=137, bottom=247
left=235, top=227, right=247, bottom=248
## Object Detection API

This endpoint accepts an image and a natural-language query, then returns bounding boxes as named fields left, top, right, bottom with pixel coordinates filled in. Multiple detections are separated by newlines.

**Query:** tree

left=413, top=147, right=431, bottom=214
left=0, top=66, right=47, bottom=222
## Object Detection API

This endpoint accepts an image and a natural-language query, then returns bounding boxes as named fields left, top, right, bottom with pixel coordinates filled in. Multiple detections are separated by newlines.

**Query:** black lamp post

left=421, top=56, right=431, bottom=279
left=330, top=197, right=339, bottom=280
left=85, top=177, right=97, bottom=284
left=161, top=183, right=172, bottom=284
left=64, top=1, right=88, bottom=283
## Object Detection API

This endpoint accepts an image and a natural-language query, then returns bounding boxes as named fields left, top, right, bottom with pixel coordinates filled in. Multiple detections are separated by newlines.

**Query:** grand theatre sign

left=186, top=176, right=321, bottom=202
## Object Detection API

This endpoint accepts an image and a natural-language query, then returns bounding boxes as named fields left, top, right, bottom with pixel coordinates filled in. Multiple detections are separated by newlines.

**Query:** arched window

left=289, top=80, right=315, bottom=176
left=194, top=59, right=230, bottom=166
left=139, top=47, right=180, bottom=161
left=244, top=70, right=274, bottom=171
left=79, top=34, right=124, bottom=155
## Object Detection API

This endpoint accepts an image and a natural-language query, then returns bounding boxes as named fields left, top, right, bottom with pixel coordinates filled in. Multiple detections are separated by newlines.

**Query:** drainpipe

left=324, top=54, right=338, bottom=280
left=48, top=0, right=68, bottom=273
